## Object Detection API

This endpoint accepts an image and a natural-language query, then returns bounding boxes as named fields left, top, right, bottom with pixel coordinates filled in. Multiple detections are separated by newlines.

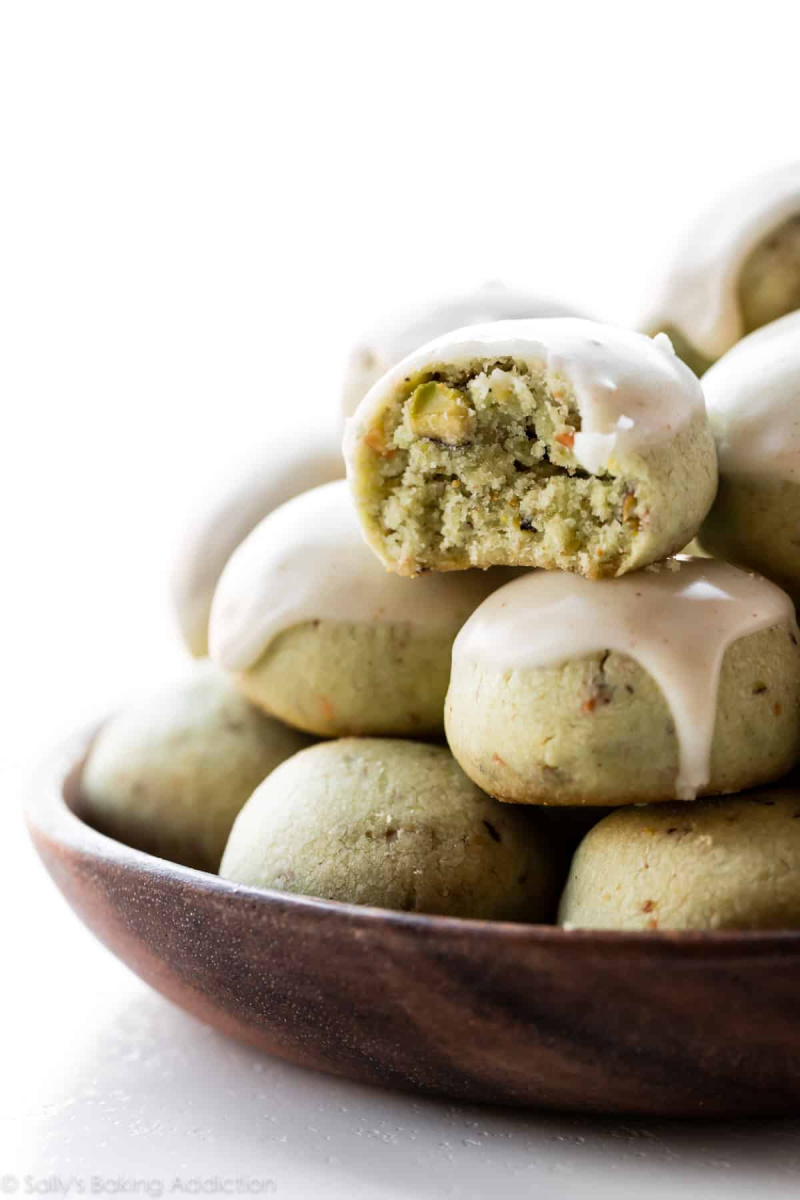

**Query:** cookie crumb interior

left=364, top=358, right=642, bottom=577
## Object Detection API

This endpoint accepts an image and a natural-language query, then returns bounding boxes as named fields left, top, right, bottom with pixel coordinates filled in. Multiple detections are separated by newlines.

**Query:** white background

left=3, top=1, right=800, bottom=1195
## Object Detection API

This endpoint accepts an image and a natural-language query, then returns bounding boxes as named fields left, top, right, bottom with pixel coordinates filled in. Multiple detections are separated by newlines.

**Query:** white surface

left=4, top=1, right=800, bottom=1194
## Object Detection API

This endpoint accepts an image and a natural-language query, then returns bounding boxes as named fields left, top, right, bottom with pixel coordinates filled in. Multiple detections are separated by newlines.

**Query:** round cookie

left=344, top=319, right=717, bottom=579
left=341, top=281, right=584, bottom=423
left=559, top=789, right=800, bottom=931
left=171, top=429, right=344, bottom=657
left=698, top=312, right=800, bottom=602
left=445, top=558, right=800, bottom=806
left=80, top=662, right=313, bottom=872
left=209, top=480, right=516, bottom=738
left=643, top=162, right=800, bottom=374
left=220, top=738, right=560, bottom=920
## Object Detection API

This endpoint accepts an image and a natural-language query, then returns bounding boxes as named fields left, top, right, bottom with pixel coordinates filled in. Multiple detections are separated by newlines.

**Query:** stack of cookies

left=83, top=164, right=800, bottom=932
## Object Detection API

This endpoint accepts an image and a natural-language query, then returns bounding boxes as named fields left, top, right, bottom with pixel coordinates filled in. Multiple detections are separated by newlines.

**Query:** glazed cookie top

left=341, top=282, right=583, bottom=421
left=646, top=162, right=800, bottom=361
left=344, top=318, right=705, bottom=478
left=702, top=311, right=800, bottom=483
left=171, top=429, right=344, bottom=656
left=453, top=559, right=796, bottom=801
left=210, top=479, right=515, bottom=672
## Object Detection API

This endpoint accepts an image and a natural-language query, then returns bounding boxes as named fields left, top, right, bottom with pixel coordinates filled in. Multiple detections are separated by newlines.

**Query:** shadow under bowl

left=26, top=727, right=800, bottom=1118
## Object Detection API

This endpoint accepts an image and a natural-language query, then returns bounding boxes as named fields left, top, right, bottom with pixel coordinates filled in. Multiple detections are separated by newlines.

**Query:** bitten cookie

left=559, top=789, right=800, bottom=931
left=445, top=559, right=800, bottom=806
left=209, top=480, right=517, bottom=738
left=80, top=662, right=313, bottom=871
left=344, top=319, right=716, bottom=579
left=220, top=738, right=560, bottom=920
left=698, top=312, right=800, bottom=602
left=341, top=281, right=583, bottom=422
left=643, top=162, right=800, bottom=374
left=171, top=429, right=344, bottom=657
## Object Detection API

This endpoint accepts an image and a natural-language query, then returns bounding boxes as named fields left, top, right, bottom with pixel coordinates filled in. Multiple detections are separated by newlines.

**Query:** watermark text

left=1, top=1177, right=276, bottom=1197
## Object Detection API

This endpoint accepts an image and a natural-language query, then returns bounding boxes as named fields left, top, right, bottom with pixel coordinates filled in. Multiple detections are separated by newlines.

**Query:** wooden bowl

left=27, top=728, right=800, bottom=1118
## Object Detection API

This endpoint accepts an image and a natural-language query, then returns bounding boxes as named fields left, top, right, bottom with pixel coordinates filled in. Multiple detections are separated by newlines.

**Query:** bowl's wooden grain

left=26, top=729, right=800, bottom=1117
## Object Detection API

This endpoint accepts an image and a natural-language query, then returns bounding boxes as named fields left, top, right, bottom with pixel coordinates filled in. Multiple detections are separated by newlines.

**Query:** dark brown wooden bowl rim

left=26, top=726, right=800, bottom=964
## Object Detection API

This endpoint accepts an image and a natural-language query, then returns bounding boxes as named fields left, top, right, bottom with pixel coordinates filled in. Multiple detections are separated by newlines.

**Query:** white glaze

left=340, top=282, right=585, bottom=421
left=344, top=318, right=704, bottom=479
left=171, top=431, right=345, bottom=657
left=703, top=310, right=800, bottom=482
left=453, top=559, right=796, bottom=801
left=210, top=479, right=515, bottom=672
left=646, top=163, right=800, bottom=361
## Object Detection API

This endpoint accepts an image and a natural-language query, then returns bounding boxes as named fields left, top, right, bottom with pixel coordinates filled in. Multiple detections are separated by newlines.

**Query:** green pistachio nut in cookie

left=445, top=560, right=800, bottom=806
left=698, top=312, right=800, bottom=603
left=209, top=480, right=518, bottom=739
left=220, top=739, right=561, bottom=920
left=642, top=163, right=800, bottom=373
left=559, top=789, right=800, bottom=931
left=80, top=662, right=314, bottom=871
left=344, top=319, right=716, bottom=580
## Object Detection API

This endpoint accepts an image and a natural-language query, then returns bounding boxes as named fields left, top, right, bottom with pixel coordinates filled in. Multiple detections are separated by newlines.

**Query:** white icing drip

left=344, top=318, right=704, bottom=478
left=646, top=163, right=800, bottom=361
left=653, top=332, right=677, bottom=356
left=210, top=479, right=515, bottom=672
left=572, top=431, right=618, bottom=473
left=340, top=283, right=585, bottom=421
left=703, top=311, right=800, bottom=483
left=452, top=559, right=796, bottom=801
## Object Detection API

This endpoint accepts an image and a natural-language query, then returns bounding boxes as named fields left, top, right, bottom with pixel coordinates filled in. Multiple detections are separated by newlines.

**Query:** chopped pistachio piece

left=621, top=491, right=637, bottom=523
left=406, top=381, right=475, bottom=445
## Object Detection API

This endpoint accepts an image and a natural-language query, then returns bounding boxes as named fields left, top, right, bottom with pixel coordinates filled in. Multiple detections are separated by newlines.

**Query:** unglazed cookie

left=171, top=430, right=344, bottom=657
left=341, top=282, right=583, bottom=422
left=644, top=162, right=800, bottom=374
left=81, top=662, right=313, bottom=871
left=559, top=789, right=800, bottom=931
left=209, top=480, right=516, bottom=738
left=698, top=312, right=800, bottom=601
left=445, top=559, right=800, bottom=806
left=220, top=739, right=560, bottom=920
left=344, top=319, right=716, bottom=579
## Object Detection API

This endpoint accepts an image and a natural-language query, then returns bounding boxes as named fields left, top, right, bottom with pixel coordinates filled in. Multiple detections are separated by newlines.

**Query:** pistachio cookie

left=341, top=281, right=583, bottom=422
left=220, top=739, right=560, bottom=920
left=81, top=662, right=313, bottom=871
left=698, top=312, right=800, bottom=601
left=643, top=162, right=800, bottom=374
left=172, top=429, right=344, bottom=657
left=344, top=319, right=716, bottom=579
left=445, top=559, right=800, bottom=806
left=559, top=789, right=800, bottom=931
left=209, top=480, right=516, bottom=738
